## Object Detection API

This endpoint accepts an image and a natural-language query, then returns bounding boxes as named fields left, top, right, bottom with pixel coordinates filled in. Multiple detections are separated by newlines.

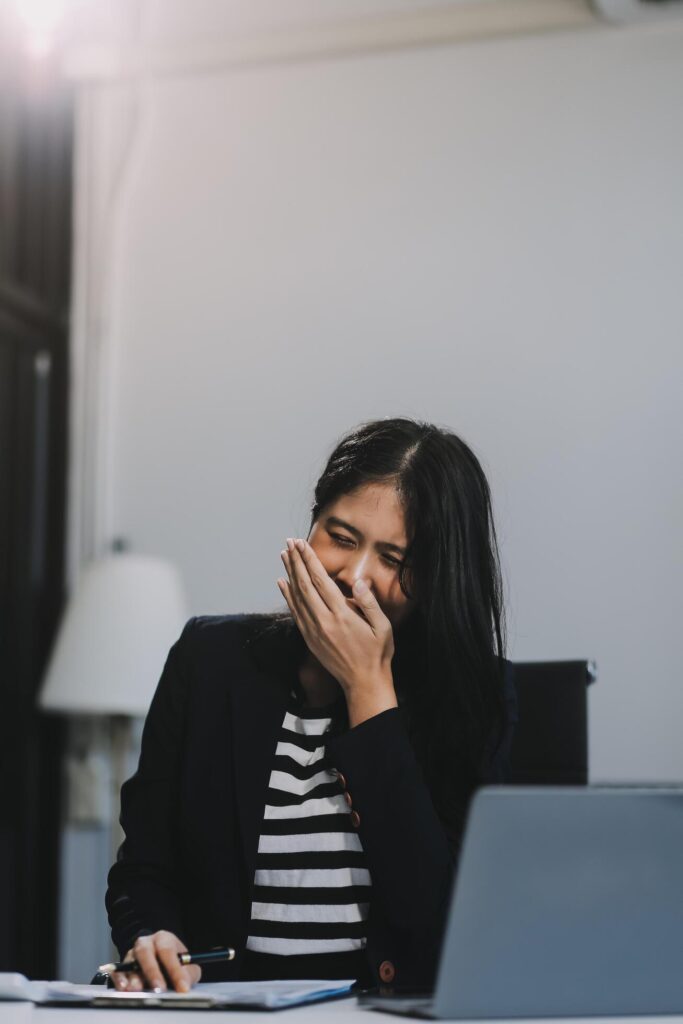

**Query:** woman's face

left=307, top=482, right=416, bottom=632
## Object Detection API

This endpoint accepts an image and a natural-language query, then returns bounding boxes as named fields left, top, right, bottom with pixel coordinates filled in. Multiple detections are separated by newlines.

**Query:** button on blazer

left=106, top=614, right=517, bottom=990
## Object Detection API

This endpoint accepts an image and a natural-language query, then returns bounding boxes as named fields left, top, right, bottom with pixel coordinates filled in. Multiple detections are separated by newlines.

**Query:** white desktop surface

left=3, top=1005, right=683, bottom=1024
left=2, top=997, right=364, bottom=1023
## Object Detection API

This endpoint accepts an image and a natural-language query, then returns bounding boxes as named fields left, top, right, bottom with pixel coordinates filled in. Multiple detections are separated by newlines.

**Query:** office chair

left=507, top=659, right=597, bottom=785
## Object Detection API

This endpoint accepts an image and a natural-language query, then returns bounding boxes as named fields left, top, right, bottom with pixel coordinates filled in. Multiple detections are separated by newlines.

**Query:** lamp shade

left=39, top=553, right=189, bottom=716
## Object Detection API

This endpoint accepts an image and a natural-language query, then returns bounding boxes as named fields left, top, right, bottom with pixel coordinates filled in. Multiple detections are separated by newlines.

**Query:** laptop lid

left=433, top=786, right=683, bottom=1019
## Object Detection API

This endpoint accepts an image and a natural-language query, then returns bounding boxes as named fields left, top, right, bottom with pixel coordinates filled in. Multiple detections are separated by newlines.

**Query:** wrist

left=343, top=673, right=397, bottom=728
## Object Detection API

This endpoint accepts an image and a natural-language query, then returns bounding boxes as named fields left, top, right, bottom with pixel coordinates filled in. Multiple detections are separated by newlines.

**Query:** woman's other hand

left=110, top=931, right=202, bottom=993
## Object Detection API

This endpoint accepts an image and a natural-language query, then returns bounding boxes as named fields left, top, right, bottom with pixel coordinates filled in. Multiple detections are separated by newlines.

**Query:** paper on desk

left=0, top=974, right=355, bottom=1009
left=201, top=979, right=355, bottom=1008
left=91, top=979, right=356, bottom=1010
left=0, top=973, right=104, bottom=1003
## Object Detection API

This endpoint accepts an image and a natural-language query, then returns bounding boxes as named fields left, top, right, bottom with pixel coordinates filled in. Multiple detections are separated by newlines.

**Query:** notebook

left=361, top=786, right=683, bottom=1018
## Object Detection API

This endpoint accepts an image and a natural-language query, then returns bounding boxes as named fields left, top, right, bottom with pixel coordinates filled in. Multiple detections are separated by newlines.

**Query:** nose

left=334, top=549, right=374, bottom=599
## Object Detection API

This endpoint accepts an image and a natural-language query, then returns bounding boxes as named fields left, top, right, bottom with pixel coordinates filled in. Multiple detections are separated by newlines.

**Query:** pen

left=99, top=946, right=236, bottom=973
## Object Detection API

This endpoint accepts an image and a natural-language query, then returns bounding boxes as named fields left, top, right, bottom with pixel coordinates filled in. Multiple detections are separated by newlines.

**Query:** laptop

left=361, top=786, right=683, bottom=1018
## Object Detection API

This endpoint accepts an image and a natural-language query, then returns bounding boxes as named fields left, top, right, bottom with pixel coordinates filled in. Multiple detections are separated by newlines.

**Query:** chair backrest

left=507, top=660, right=597, bottom=785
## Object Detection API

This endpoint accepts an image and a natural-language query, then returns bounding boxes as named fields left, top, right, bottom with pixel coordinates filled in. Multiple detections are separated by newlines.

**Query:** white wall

left=82, top=20, right=682, bottom=787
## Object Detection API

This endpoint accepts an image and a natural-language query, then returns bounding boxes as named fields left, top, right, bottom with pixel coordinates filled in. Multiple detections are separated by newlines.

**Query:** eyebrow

left=325, top=516, right=407, bottom=557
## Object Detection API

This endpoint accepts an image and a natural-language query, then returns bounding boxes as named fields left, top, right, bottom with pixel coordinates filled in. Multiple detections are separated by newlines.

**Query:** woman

left=105, top=417, right=518, bottom=994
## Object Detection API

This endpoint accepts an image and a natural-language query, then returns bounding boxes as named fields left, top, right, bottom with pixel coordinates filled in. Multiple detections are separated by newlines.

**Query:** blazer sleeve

left=324, top=708, right=455, bottom=989
left=105, top=617, right=196, bottom=957
left=324, top=662, right=518, bottom=990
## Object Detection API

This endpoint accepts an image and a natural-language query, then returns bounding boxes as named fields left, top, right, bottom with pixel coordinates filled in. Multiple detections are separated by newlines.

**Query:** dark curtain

left=0, top=22, right=72, bottom=979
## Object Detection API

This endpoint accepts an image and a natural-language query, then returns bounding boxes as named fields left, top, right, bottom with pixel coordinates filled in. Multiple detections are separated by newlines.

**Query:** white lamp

left=39, top=549, right=188, bottom=847
left=40, top=552, right=189, bottom=717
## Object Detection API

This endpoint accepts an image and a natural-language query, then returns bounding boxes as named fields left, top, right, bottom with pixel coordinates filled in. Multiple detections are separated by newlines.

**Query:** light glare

left=14, top=0, right=71, bottom=57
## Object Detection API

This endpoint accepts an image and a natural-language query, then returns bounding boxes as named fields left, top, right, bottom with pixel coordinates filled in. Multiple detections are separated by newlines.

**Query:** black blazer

left=106, top=614, right=517, bottom=990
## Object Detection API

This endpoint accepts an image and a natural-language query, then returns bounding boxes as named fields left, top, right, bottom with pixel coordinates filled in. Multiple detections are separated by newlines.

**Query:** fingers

left=290, top=536, right=386, bottom=631
left=279, top=545, right=318, bottom=631
left=277, top=556, right=309, bottom=637
left=110, top=972, right=129, bottom=990
left=292, top=538, right=346, bottom=614
left=282, top=543, right=313, bottom=616
left=131, top=935, right=168, bottom=992
left=157, top=941, right=192, bottom=993
left=110, top=932, right=199, bottom=994
left=280, top=539, right=341, bottom=623
left=125, top=973, right=144, bottom=991
left=110, top=949, right=136, bottom=991
left=277, top=575, right=300, bottom=627
left=349, top=577, right=391, bottom=635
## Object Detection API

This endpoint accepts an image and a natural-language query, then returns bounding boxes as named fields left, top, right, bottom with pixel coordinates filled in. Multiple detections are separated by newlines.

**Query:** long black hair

left=250, top=416, right=508, bottom=835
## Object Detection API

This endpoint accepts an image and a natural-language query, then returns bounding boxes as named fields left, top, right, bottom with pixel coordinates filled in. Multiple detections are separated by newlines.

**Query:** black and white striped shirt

left=246, top=695, right=371, bottom=969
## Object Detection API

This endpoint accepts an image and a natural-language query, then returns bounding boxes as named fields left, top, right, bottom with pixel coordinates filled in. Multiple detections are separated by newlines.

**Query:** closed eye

left=330, top=533, right=403, bottom=568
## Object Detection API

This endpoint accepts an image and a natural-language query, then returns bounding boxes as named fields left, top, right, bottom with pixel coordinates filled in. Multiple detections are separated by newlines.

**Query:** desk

left=2, top=1006, right=683, bottom=1024
left=1, top=998, right=368, bottom=1023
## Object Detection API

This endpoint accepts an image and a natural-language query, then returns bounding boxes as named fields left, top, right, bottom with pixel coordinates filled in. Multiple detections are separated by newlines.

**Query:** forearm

left=325, top=708, right=457, bottom=935
left=107, top=772, right=188, bottom=956
left=106, top=619, right=195, bottom=957
left=106, top=864, right=186, bottom=958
